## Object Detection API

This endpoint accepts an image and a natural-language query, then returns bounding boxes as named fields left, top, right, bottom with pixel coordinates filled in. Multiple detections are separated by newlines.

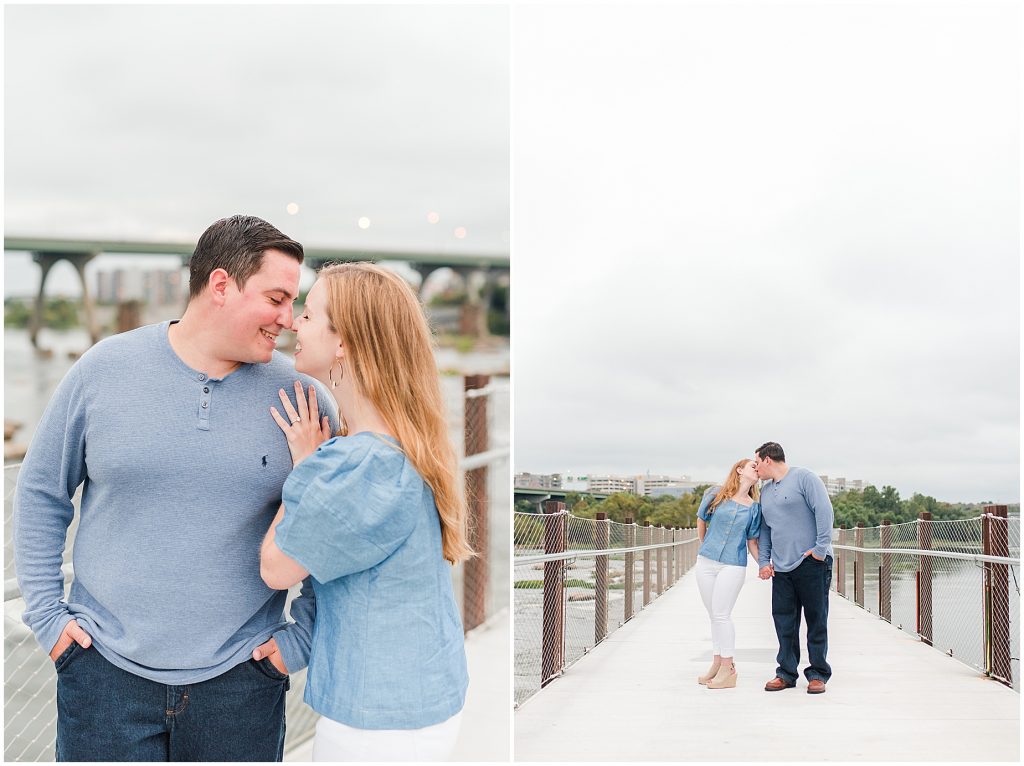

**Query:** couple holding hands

left=694, top=442, right=835, bottom=694
left=14, top=215, right=469, bottom=762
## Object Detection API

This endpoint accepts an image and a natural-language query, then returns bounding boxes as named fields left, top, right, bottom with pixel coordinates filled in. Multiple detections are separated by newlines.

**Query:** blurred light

left=286, top=202, right=299, bottom=215
left=454, top=227, right=467, bottom=239
left=427, top=211, right=440, bottom=224
left=358, top=217, right=371, bottom=229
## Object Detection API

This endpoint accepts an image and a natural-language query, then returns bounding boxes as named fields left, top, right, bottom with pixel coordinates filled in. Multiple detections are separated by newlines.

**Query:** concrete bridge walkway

left=514, top=562, right=1019, bottom=761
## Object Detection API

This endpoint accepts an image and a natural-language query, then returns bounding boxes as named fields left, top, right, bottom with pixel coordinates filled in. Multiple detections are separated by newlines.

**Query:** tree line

left=515, top=485, right=1019, bottom=534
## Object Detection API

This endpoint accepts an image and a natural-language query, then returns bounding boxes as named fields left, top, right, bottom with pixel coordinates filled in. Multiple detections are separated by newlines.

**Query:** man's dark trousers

left=54, top=642, right=288, bottom=761
left=771, top=554, right=832, bottom=684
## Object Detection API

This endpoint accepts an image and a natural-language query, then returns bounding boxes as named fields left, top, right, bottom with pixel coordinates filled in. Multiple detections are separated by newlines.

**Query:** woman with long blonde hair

left=694, top=458, right=762, bottom=689
left=258, top=262, right=471, bottom=761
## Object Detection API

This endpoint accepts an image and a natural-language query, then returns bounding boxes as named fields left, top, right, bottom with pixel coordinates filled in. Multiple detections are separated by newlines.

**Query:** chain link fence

left=514, top=507, right=699, bottom=707
left=832, top=512, right=1020, bottom=690
left=4, top=375, right=509, bottom=761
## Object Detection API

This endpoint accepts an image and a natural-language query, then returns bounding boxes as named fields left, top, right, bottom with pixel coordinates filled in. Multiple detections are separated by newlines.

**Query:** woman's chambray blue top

left=697, top=487, right=762, bottom=567
left=275, top=432, right=468, bottom=730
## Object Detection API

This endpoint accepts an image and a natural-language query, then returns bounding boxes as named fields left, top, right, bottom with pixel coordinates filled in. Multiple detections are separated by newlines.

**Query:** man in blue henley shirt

left=14, top=215, right=337, bottom=761
left=754, top=441, right=834, bottom=694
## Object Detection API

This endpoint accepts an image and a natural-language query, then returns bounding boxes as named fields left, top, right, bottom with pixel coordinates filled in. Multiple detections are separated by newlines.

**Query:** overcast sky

left=512, top=1, right=1020, bottom=503
left=4, top=4, right=509, bottom=296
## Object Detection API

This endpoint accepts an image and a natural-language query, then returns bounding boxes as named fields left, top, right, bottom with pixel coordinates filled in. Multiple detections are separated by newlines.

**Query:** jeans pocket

left=252, top=657, right=290, bottom=683
left=53, top=642, right=82, bottom=673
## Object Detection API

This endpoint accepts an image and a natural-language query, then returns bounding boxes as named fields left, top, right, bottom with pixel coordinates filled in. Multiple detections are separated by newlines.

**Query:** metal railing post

left=678, top=528, right=684, bottom=578
left=541, top=501, right=565, bottom=687
left=462, top=374, right=489, bottom=631
left=595, top=512, right=608, bottom=643
left=879, top=519, right=892, bottom=622
left=917, top=512, right=933, bottom=645
left=624, top=517, right=635, bottom=622
left=643, top=522, right=652, bottom=606
left=837, top=525, right=847, bottom=596
left=655, top=526, right=665, bottom=595
left=667, top=527, right=675, bottom=585
left=854, top=522, right=865, bottom=608
left=983, top=504, right=1011, bottom=683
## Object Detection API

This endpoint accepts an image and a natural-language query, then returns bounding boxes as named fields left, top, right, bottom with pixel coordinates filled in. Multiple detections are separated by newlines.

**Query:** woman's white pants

left=695, top=554, right=747, bottom=658
left=311, top=711, right=462, bottom=762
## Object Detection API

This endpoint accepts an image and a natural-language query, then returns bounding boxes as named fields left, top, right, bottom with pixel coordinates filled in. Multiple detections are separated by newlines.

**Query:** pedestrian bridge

left=516, top=562, right=1019, bottom=761
left=513, top=507, right=1020, bottom=761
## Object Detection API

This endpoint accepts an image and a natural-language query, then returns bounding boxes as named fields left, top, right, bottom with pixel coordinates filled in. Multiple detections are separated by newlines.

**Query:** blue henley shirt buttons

left=203, top=387, right=209, bottom=393
left=201, top=402, right=208, bottom=408
left=198, top=373, right=207, bottom=381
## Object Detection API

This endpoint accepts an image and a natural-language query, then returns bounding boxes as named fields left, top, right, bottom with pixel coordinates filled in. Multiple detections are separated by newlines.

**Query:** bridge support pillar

left=983, top=505, right=1011, bottom=684
left=30, top=251, right=100, bottom=348
left=411, top=263, right=444, bottom=299
left=450, top=266, right=490, bottom=339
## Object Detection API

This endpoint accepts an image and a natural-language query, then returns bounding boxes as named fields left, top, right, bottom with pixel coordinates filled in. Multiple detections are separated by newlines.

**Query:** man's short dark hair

left=756, top=442, right=786, bottom=463
left=188, top=215, right=304, bottom=299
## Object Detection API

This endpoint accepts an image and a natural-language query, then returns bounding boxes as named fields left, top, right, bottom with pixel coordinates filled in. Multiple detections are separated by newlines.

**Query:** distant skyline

left=5, top=4, right=508, bottom=296
left=513, top=2, right=1019, bottom=504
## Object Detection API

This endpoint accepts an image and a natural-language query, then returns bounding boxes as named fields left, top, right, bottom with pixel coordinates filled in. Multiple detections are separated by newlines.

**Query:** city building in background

left=95, top=268, right=184, bottom=306
left=819, top=475, right=867, bottom=496
left=514, top=472, right=562, bottom=489
left=515, top=471, right=702, bottom=497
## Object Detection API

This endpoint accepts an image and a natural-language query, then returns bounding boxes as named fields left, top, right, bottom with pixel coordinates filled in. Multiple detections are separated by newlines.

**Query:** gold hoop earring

left=329, top=360, right=344, bottom=389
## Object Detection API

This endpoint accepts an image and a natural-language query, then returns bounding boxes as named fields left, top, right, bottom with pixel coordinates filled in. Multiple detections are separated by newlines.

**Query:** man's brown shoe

left=764, top=677, right=796, bottom=691
left=807, top=679, right=827, bottom=694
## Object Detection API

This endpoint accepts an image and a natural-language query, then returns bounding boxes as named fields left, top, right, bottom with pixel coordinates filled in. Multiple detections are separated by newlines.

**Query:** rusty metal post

left=462, top=374, right=490, bottom=631
left=837, top=525, right=847, bottom=597
left=983, top=505, right=1011, bottom=683
left=678, top=528, right=684, bottom=577
left=655, top=526, right=665, bottom=595
left=854, top=522, right=865, bottom=608
left=879, top=520, right=892, bottom=622
left=624, top=516, right=635, bottom=622
left=667, top=527, right=675, bottom=585
left=595, top=512, right=608, bottom=643
left=643, top=522, right=652, bottom=606
left=676, top=529, right=683, bottom=575
left=541, top=501, right=565, bottom=686
left=917, top=512, right=933, bottom=645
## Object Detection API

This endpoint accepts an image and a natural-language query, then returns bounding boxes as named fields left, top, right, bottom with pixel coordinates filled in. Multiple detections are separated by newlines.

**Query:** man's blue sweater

left=14, top=321, right=337, bottom=684
left=757, top=466, right=834, bottom=573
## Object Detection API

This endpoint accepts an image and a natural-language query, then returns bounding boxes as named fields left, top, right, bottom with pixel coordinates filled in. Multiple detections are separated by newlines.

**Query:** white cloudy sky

left=4, top=3, right=509, bottom=296
left=512, top=1, right=1020, bottom=503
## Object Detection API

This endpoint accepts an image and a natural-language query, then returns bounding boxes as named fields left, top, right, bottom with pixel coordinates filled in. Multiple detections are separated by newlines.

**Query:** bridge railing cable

left=514, top=507, right=699, bottom=707
left=831, top=510, right=1019, bottom=690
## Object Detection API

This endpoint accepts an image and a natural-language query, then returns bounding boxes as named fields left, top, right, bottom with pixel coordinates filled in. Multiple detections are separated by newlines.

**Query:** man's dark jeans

left=54, top=642, right=288, bottom=761
left=771, top=554, right=833, bottom=685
